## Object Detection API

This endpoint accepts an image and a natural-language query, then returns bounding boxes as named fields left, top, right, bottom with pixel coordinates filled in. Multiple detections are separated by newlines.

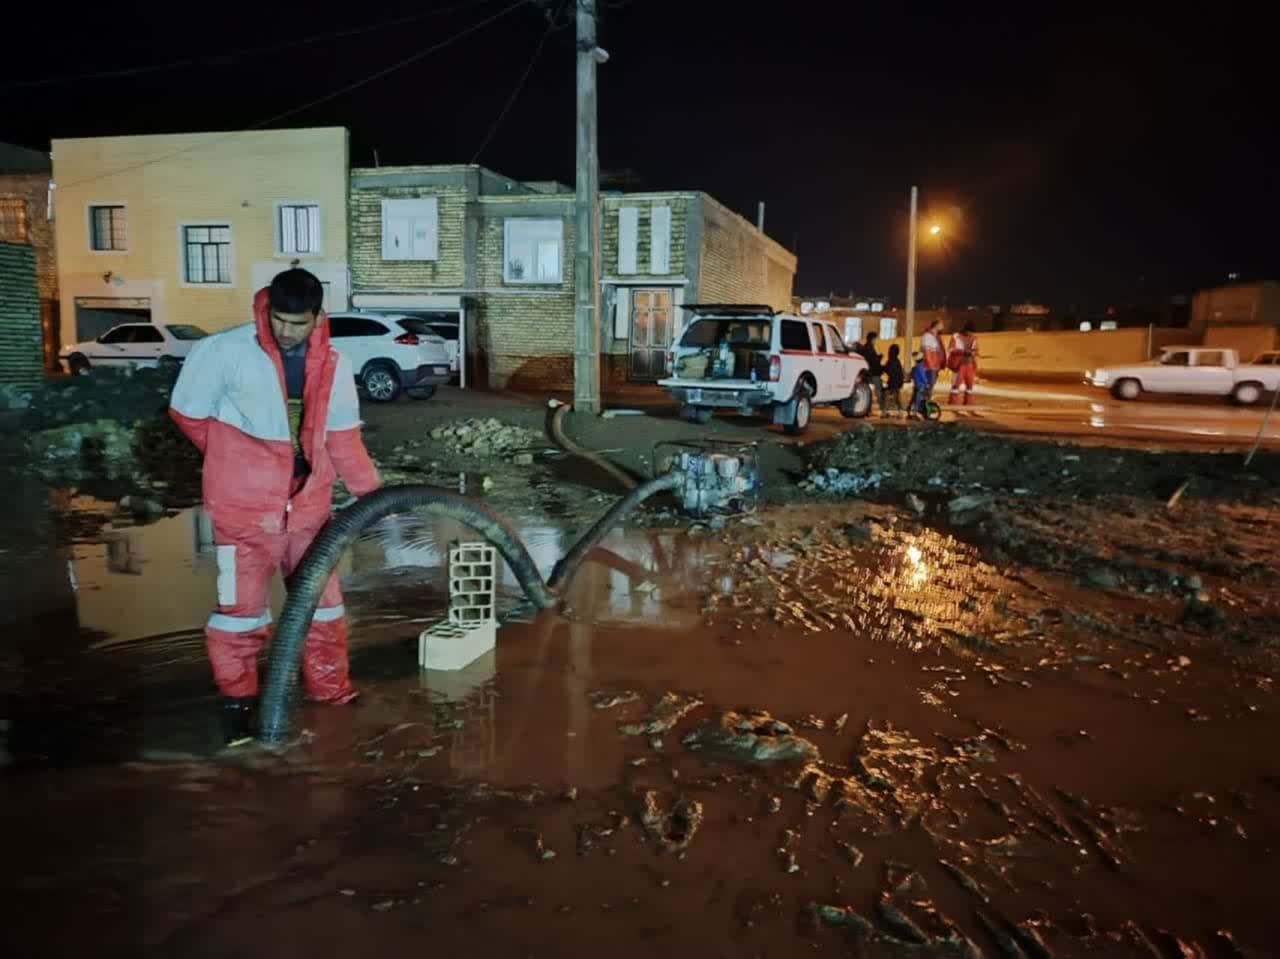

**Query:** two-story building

left=348, top=164, right=796, bottom=390
left=51, top=128, right=351, bottom=352
left=1, top=141, right=58, bottom=371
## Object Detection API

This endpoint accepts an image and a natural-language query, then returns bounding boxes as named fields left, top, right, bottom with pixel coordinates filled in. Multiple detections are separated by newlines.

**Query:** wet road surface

left=4, top=488, right=1280, bottom=957
left=798, top=379, right=1280, bottom=451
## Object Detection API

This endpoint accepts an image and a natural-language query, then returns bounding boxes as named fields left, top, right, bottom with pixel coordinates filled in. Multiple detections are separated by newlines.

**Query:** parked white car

left=658, top=304, right=873, bottom=433
left=1087, top=347, right=1280, bottom=405
left=60, top=323, right=208, bottom=374
left=327, top=312, right=452, bottom=403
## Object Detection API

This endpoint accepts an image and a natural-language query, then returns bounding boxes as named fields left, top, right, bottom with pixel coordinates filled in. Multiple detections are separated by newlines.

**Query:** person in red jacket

left=947, top=322, right=980, bottom=405
left=169, top=268, right=381, bottom=746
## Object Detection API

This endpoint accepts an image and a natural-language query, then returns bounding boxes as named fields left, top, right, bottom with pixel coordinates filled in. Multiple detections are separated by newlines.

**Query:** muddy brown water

left=3, top=491, right=1279, bottom=957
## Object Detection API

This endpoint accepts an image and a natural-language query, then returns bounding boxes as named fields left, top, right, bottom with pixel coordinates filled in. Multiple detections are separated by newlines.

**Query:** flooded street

left=4, top=486, right=1280, bottom=957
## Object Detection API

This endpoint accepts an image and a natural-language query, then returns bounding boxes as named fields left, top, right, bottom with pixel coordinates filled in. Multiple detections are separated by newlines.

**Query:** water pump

left=655, top=439, right=760, bottom=519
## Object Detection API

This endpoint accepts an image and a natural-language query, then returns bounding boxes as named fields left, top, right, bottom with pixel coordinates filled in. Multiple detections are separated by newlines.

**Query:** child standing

left=884, top=344, right=905, bottom=415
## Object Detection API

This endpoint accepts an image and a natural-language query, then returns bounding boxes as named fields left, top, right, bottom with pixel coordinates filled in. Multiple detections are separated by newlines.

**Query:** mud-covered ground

left=4, top=380, right=1280, bottom=956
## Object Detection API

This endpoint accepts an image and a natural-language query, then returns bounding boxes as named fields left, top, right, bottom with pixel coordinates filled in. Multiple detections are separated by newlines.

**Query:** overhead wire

left=469, top=25, right=557, bottom=163
left=54, top=0, right=534, bottom=193
left=0, top=0, right=506, bottom=91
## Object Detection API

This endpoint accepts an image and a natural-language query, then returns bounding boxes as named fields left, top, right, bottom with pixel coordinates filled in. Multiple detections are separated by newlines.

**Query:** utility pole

left=904, top=185, right=918, bottom=354
left=573, top=0, right=602, bottom=414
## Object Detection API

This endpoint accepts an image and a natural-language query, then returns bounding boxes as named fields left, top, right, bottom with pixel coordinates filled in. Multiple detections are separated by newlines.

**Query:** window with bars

left=278, top=203, right=321, bottom=255
left=183, top=225, right=232, bottom=284
left=0, top=198, right=29, bottom=243
left=90, top=205, right=127, bottom=251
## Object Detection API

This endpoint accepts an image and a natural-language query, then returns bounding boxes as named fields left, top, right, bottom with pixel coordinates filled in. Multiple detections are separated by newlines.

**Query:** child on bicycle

left=907, top=351, right=933, bottom=419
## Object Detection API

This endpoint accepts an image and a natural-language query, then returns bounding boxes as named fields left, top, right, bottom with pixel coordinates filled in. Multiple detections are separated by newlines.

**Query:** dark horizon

left=4, top=0, right=1276, bottom=311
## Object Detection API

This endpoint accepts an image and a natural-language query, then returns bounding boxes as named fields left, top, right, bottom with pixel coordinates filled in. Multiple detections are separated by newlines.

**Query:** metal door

left=628, top=288, right=674, bottom=381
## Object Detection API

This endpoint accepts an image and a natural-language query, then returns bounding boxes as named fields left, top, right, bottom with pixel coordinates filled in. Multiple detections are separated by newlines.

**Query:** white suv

left=327, top=312, right=453, bottom=403
left=658, top=305, right=872, bottom=433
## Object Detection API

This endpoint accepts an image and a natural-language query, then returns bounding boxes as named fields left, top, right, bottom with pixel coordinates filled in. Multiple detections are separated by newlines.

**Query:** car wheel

left=1232, top=381, right=1263, bottom=406
left=839, top=380, right=873, bottom=418
left=1112, top=378, right=1141, bottom=401
left=68, top=354, right=91, bottom=376
left=361, top=363, right=401, bottom=403
left=682, top=404, right=713, bottom=425
left=785, top=384, right=813, bottom=435
left=408, top=385, right=437, bottom=401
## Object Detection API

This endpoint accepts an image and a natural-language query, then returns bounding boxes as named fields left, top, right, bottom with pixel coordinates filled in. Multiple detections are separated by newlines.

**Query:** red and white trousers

left=206, top=523, right=356, bottom=703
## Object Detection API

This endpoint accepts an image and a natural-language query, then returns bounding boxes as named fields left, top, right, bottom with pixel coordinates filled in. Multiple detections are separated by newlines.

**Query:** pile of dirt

left=804, top=424, right=1280, bottom=501
left=14, top=366, right=179, bottom=430
left=427, top=418, right=546, bottom=462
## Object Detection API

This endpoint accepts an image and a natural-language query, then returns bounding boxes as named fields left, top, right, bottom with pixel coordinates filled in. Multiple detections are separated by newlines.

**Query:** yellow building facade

left=51, top=127, right=350, bottom=348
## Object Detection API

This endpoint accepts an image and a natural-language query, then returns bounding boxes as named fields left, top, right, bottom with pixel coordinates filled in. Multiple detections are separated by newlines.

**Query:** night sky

left=4, top=0, right=1275, bottom=310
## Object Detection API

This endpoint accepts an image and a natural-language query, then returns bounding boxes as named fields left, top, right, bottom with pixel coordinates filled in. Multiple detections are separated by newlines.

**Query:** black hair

left=962, top=321, right=975, bottom=334
left=888, top=343, right=900, bottom=357
left=269, top=268, right=324, bottom=316
left=865, top=331, right=878, bottom=343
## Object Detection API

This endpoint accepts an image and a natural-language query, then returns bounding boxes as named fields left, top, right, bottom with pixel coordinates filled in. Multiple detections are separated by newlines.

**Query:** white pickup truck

left=1087, top=347, right=1280, bottom=405
left=658, top=304, right=873, bottom=434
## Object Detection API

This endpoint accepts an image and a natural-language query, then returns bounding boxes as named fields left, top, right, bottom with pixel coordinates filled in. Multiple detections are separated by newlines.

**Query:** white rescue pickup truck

left=1087, top=347, right=1280, bottom=405
left=658, top=304, right=873, bottom=434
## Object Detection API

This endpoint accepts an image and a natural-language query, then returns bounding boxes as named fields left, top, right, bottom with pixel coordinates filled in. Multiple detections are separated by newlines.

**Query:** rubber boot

left=220, top=696, right=256, bottom=748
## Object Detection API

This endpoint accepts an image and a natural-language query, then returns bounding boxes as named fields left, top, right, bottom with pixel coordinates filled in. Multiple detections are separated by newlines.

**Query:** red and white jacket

left=169, top=288, right=380, bottom=538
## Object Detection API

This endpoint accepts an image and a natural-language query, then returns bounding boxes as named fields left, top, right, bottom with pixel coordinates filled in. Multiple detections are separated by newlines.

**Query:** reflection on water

left=29, top=498, right=709, bottom=651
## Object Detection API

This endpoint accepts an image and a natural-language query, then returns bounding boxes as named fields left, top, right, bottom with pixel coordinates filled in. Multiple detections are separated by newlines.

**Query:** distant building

left=1190, top=281, right=1280, bottom=358
left=0, top=141, right=58, bottom=370
left=51, top=128, right=351, bottom=350
left=350, top=165, right=796, bottom=388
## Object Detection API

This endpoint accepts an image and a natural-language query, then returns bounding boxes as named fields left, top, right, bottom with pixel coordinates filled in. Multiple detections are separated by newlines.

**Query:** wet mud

left=4, top=483, right=1280, bottom=956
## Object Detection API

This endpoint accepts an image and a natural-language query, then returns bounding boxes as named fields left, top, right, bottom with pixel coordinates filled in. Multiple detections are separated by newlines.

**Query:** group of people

left=853, top=318, right=980, bottom=417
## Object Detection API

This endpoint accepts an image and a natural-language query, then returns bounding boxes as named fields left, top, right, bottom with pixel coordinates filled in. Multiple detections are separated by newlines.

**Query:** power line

left=470, top=26, right=556, bottom=163
left=1, top=0, right=505, bottom=91
left=55, top=0, right=533, bottom=192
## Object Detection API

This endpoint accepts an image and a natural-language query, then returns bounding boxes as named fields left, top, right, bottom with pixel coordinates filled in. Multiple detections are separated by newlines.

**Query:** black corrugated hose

left=258, top=475, right=681, bottom=746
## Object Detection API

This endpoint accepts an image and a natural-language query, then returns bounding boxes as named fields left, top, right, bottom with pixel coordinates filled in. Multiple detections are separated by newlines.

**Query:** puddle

left=4, top=493, right=1280, bottom=955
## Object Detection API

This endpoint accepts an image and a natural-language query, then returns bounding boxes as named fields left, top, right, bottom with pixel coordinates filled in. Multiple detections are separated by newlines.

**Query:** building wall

left=472, top=195, right=576, bottom=389
left=695, top=195, right=796, bottom=311
left=1203, top=323, right=1278, bottom=359
left=0, top=243, right=46, bottom=388
left=52, top=128, right=350, bottom=348
left=1191, top=282, right=1280, bottom=335
left=349, top=167, right=470, bottom=290
left=1, top=170, right=59, bottom=369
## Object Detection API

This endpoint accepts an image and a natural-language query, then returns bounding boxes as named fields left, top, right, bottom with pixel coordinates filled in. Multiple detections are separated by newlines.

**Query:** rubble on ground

left=16, top=366, right=179, bottom=430
left=804, top=423, right=1280, bottom=501
left=427, top=418, right=545, bottom=461
left=682, top=710, right=819, bottom=763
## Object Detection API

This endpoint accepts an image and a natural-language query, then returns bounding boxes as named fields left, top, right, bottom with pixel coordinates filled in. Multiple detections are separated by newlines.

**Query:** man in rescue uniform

left=947, top=322, right=980, bottom=405
left=169, top=269, right=381, bottom=745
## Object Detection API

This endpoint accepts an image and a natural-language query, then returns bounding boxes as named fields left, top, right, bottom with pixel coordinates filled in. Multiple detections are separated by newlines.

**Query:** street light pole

left=904, top=185, right=918, bottom=355
left=573, top=0, right=601, bottom=414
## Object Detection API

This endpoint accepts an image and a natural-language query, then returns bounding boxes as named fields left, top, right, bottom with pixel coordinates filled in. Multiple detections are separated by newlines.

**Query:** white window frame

left=617, top=206, right=639, bottom=275
left=275, top=201, right=323, bottom=257
left=178, top=221, right=235, bottom=289
left=649, top=204, right=672, bottom=275
left=87, top=202, right=128, bottom=254
left=381, top=197, right=438, bottom=261
left=503, top=218, right=564, bottom=285
left=879, top=316, right=898, bottom=340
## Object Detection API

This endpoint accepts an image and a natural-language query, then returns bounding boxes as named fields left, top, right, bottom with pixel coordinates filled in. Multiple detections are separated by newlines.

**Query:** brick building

left=0, top=142, right=57, bottom=371
left=349, top=164, right=796, bottom=390
left=0, top=242, right=46, bottom=388
left=1190, top=280, right=1280, bottom=359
